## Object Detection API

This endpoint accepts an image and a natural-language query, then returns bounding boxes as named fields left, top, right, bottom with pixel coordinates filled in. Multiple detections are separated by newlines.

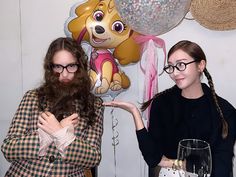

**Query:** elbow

left=142, top=153, right=162, bottom=168
left=144, top=158, right=159, bottom=168
left=1, top=143, right=13, bottom=162
left=75, top=148, right=102, bottom=168
left=95, top=151, right=102, bottom=166
left=90, top=150, right=102, bottom=167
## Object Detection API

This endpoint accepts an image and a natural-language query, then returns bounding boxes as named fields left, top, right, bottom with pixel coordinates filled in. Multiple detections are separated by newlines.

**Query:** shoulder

left=217, top=96, right=235, bottom=111
left=202, top=84, right=236, bottom=116
left=149, top=85, right=180, bottom=115
left=21, top=89, right=38, bottom=101
left=94, top=96, right=104, bottom=109
left=152, top=85, right=180, bottom=104
left=24, top=89, right=38, bottom=97
left=220, top=98, right=236, bottom=141
left=94, top=96, right=103, bottom=105
left=17, top=89, right=39, bottom=110
left=216, top=96, right=236, bottom=137
left=217, top=96, right=236, bottom=120
left=93, top=97, right=104, bottom=119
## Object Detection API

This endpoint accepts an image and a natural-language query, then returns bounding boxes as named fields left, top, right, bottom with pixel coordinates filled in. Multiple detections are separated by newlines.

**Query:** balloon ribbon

left=134, top=35, right=166, bottom=127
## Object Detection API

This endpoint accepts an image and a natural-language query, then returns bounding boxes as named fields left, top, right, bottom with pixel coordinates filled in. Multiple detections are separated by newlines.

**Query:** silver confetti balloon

left=114, top=0, right=191, bottom=35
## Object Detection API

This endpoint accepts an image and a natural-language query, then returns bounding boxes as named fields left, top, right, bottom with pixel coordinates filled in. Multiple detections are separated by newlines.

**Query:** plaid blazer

left=1, top=90, right=104, bottom=177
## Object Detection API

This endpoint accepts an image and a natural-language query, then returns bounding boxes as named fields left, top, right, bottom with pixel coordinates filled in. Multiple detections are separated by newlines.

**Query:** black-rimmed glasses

left=51, top=63, right=79, bottom=73
left=163, top=60, right=196, bottom=74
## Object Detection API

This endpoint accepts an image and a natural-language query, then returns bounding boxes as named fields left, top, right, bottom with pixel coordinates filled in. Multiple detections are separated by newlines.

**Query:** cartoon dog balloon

left=65, top=0, right=141, bottom=98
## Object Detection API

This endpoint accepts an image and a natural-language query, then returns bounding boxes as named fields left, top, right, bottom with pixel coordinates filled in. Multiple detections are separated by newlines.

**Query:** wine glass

left=177, top=139, right=212, bottom=177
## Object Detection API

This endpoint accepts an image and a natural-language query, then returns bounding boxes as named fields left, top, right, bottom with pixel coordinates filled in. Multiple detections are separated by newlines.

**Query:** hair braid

left=141, top=86, right=176, bottom=112
left=204, top=68, right=228, bottom=138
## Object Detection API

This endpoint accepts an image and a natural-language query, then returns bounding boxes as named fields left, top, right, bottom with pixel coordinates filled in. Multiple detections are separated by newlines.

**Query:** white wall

left=0, top=1, right=235, bottom=177
left=0, top=0, right=21, bottom=174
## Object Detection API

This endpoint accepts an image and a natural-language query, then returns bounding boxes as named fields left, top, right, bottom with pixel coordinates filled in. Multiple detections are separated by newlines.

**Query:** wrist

left=132, top=108, right=144, bottom=130
left=54, top=124, right=63, bottom=133
left=171, top=159, right=183, bottom=170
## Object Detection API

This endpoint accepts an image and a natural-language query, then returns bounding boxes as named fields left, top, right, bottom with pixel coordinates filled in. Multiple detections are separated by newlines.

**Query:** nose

left=61, top=68, right=69, bottom=77
left=95, top=25, right=105, bottom=34
left=172, top=67, right=181, bottom=76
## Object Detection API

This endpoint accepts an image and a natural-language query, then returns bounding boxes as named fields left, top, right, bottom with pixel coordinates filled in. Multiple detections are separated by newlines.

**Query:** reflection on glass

left=177, top=139, right=212, bottom=177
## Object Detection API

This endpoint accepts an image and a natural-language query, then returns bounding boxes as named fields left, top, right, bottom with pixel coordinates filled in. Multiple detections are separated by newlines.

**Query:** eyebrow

left=52, top=62, right=77, bottom=66
left=168, top=58, right=189, bottom=64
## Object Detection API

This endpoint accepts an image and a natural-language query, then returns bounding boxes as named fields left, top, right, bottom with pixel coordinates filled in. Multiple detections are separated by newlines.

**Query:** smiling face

left=168, top=49, right=205, bottom=96
left=85, top=0, right=131, bottom=49
left=52, top=50, right=77, bottom=83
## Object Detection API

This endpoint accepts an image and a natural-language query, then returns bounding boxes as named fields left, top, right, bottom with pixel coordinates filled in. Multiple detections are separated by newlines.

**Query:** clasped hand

left=38, top=111, right=79, bottom=135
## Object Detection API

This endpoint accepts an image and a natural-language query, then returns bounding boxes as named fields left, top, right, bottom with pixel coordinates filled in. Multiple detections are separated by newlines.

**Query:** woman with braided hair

left=103, top=40, right=236, bottom=177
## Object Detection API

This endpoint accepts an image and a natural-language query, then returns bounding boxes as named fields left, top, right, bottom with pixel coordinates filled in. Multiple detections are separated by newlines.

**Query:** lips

left=92, top=34, right=107, bottom=44
left=61, top=79, right=71, bottom=83
left=174, top=77, right=185, bottom=84
left=175, top=78, right=184, bottom=81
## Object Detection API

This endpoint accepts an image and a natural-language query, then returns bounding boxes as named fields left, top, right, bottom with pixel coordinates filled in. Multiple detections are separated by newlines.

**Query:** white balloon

left=114, top=0, right=191, bottom=35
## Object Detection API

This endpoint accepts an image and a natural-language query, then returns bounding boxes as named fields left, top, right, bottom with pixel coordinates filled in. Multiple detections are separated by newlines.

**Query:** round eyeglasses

left=163, top=60, right=196, bottom=74
left=51, top=63, right=79, bottom=73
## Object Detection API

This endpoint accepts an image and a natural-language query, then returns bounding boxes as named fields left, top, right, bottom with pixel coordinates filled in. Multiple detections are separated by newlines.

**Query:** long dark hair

left=141, top=40, right=228, bottom=138
left=37, top=37, right=97, bottom=125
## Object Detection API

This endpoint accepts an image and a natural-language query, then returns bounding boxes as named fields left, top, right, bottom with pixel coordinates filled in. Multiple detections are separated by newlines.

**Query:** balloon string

left=111, top=97, right=119, bottom=177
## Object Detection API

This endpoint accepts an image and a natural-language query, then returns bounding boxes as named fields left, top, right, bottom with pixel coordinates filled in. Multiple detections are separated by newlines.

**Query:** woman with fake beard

left=1, top=37, right=104, bottom=177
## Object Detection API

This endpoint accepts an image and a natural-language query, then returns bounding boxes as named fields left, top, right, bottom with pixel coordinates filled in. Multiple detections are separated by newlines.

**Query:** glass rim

left=178, top=138, right=210, bottom=150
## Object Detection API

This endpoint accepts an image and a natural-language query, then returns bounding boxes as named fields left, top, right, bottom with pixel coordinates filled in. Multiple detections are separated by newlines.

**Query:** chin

left=176, top=82, right=187, bottom=90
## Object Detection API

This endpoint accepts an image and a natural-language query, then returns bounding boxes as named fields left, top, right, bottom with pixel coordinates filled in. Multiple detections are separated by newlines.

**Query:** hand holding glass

left=177, top=139, right=212, bottom=177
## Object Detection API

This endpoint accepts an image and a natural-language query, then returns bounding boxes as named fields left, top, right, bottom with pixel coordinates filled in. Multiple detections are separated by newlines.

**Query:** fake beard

left=49, top=77, right=81, bottom=121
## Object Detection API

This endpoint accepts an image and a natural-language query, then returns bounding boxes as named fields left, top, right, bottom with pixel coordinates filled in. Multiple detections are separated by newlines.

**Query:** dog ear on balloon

left=68, top=0, right=100, bottom=41
left=113, top=31, right=141, bottom=66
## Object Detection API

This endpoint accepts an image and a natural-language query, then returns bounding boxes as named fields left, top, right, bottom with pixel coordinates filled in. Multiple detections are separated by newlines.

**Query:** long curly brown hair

left=37, top=37, right=96, bottom=125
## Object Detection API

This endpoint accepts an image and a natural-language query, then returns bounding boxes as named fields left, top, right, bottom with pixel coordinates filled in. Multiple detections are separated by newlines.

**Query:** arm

left=38, top=112, right=79, bottom=156
left=211, top=109, right=236, bottom=177
left=1, top=90, right=40, bottom=162
left=103, top=100, right=145, bottom=130
left=211, top=134, right=235, bottom=177
left=103, top=100, right=168, bottom=168
left=62, top=98, right=104, bottom=168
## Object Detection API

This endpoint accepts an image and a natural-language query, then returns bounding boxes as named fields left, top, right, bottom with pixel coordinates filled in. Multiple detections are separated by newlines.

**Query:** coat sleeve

left=1, top=90, right=40, bottom=162
left=62, top=98, right=104, bottom=168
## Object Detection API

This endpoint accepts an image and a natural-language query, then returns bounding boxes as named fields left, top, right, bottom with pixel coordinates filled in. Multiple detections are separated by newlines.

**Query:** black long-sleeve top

left=136, top=83, right=236, bottom=177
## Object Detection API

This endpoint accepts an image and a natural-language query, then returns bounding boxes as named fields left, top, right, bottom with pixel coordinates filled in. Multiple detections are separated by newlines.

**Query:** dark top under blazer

left=136, top=83, right=236, bottom=177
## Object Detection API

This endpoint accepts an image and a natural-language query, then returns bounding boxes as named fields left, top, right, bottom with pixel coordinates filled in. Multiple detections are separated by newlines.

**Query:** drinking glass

left=177, top=139, right=212, bottom=177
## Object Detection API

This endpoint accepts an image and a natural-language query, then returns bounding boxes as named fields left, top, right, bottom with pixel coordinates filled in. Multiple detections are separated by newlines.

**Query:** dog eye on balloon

left=93, top=10, right=104, bottom=21
left=112, top=21, right=126, bottom=33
